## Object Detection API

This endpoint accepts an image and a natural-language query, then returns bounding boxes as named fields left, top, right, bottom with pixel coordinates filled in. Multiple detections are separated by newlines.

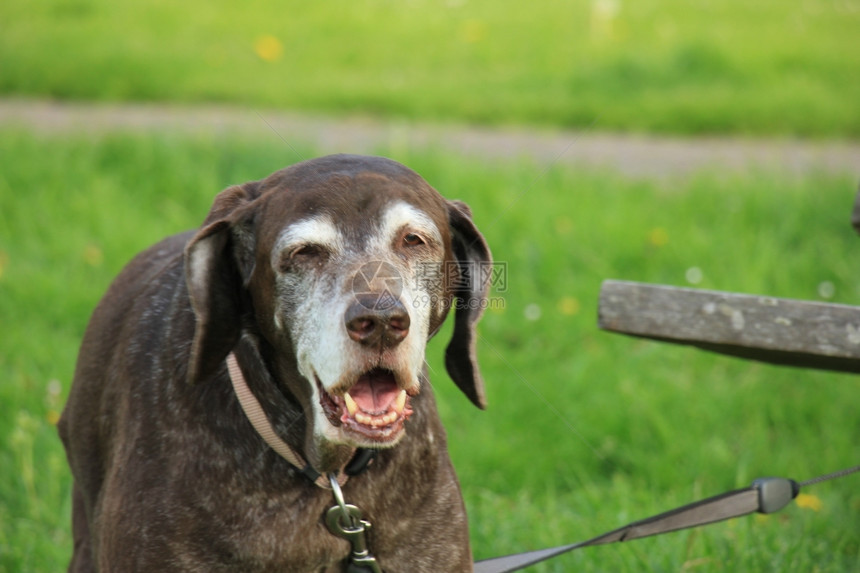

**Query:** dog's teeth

left=393, top=390, right=407, bottom=414
left=343, top=392, right=358, bottom=416
left=350, top=394, right=404, bottom=428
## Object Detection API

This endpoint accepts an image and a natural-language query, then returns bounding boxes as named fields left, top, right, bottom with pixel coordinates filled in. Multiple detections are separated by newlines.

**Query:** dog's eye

left=292, top=244, right=326, bottom=259
left=279, top=244, right=327, bottom=272
left=402, top=233, right=425, bottom=247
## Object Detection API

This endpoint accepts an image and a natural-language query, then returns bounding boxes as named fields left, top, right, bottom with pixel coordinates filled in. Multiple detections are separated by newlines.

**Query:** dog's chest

left=180, top=481, right=351, bottom=571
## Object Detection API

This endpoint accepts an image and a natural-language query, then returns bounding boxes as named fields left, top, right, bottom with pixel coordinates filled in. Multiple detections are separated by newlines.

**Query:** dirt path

left=2, top=98, right=858, bottom=179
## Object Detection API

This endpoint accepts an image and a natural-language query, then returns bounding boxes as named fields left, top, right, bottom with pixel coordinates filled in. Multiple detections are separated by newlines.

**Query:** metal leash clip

left=326, top=474, right=383, bottom=573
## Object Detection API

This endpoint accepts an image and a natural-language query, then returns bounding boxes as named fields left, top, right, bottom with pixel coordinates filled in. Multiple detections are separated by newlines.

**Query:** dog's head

left=184, top=155, right=491, bottom=454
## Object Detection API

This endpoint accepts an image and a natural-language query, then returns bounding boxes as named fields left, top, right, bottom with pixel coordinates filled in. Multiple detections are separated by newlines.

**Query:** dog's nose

left=345, top=295, right=411, bottom=348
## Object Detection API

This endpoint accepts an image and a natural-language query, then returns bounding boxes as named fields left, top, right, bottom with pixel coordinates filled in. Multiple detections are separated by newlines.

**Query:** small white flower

left=817, top=281, right=835, bottom=299
left=685, top=266, right=704, bottom=285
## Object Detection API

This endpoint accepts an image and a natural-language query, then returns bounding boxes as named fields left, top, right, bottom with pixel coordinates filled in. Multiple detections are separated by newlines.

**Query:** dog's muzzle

left=318, top=369, right=416, bottom=442
left=318, top=296, right=419, bottom=442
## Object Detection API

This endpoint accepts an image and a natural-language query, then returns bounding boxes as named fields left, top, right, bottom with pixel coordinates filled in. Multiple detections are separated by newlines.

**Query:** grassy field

left=2, top=0, right=859, bottom=137
left=1, top=130, right=858, bottom=571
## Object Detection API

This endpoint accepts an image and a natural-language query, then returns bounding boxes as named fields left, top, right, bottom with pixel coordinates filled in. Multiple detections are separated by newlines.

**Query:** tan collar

left=226, top=352, right=350, bottom=489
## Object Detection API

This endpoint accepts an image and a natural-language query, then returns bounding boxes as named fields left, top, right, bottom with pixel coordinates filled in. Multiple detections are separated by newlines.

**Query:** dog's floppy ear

left=184, top=182, right=261, bottom=384
left=445, top=200, right=492, bottom=410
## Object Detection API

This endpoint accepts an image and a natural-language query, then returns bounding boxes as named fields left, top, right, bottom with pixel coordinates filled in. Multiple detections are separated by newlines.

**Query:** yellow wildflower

left=255, top=35, right=283, bottom=62
left=460, top=19, right=487, bottom=44
left=647, top=227, right=669, bottom=247
left=83, top=244, right=103, bottom=267
left=558, top=296, right=580, bottom=316
left=795, top=493, right=823, bottom=512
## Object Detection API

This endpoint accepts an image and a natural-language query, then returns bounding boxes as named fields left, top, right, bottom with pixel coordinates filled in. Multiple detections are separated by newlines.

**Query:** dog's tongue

left=349, top=369, right=399, bottom=414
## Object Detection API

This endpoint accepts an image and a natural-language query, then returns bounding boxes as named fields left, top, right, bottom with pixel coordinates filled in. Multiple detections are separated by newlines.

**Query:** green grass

left=2, top=0, right=860, bottom=137
left=1, top=130, right=859, bottom=572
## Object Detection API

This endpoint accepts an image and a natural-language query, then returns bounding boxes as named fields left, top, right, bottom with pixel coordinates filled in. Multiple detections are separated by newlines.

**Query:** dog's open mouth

left=319, top=368, right=415, bottom=442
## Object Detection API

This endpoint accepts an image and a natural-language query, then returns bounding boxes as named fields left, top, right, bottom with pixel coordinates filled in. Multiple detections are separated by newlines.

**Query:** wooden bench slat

left=598, top=280, right=860, bottom=374
left=851, top=183, right=860, bottom=235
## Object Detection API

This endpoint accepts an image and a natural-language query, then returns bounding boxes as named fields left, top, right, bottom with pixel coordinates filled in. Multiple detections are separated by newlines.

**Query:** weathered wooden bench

left=599, top=189, right=860, bottom=373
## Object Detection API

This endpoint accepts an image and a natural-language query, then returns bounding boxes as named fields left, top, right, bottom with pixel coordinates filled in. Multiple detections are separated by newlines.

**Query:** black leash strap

left=474, top=464, right=860, bottom=573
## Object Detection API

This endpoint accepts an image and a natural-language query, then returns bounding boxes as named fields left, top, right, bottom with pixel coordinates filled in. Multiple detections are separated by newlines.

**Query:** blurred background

left=1, top=1, right=859, bottom=571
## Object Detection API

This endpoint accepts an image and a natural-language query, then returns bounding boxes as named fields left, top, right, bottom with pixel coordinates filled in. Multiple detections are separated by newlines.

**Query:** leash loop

left=752, top=477, right=798, bottom=514
left=329, top=473, right=357, bottom=529
left=326, top=473, right=383, bottom=573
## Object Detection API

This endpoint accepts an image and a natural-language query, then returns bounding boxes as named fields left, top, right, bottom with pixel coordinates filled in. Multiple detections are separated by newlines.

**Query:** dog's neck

left=231, top=333, right=359, bottom=476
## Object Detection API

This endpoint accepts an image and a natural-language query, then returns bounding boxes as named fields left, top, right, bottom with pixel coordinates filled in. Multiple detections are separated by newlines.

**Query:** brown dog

left=58, top=155, right=492, bottom=572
